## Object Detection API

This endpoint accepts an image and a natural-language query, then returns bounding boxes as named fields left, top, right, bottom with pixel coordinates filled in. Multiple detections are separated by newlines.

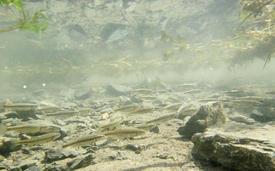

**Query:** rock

left=54, top=119, right=66, bottom=126
left=76, top=123, right=87, bottom=129
left=44, top=163, right=67, bottom=171
left=67, top=154, right=96, bottom=170
left=21, top=148, right=33, bottom=155
left=74, top=86, right=92, bottom=100
left=60, top=148, right=81, bottom=158
left=229, top=114, right=255, bottom=124
left=250, top=108, right=269, bottom=123
left=124, top=144, right=145, bottom=152
left=44, top=148, right=64, bottom=163
left=16, top=110, right=39, bottom=121
left=106, top=84, right=132, bottom=96
left=177, top=102, right=226, bottom=139
left=3, top=111, right=18, bottom=119
left=100, top=24, right=127, bottom=42
left=19, top=161, right=37, bottom=170
left=44, top=148, right=81, bottom=163
left=0, top=138, right=22, bottom=154
left=84, top=7, right=96, bottom=19
left=155, top=153, right=169, bottom=159
left=130, top=95, right=143, bottom=103
left=96, top=149, right=118, bottom=162
left=10, top=167, right=21, bottom=171
left=191, top=122, right=275, bottom=171
left=48, top=1, right=67, bottom=13
left=149, top=125, right=159, bottom=133
left=258, top=106, right=275, bottom=121
left=31, top=89, right=47, bottom=97
left=24, top=166, right=41, bottom=171
left=59, top=89, right=75, bottom=100
left=30, top=146, right=44, bottom=151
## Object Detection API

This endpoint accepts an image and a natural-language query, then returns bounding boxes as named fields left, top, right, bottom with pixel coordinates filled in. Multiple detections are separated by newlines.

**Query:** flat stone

left=191, top=122, right=275, bottom=171
left=67, top=154, right=96, bottom=170
left=229, top=114, right=255, bottom=124
left=74, top=86, right=92, bottom=100
left=106, top=84, right=132, bottom=96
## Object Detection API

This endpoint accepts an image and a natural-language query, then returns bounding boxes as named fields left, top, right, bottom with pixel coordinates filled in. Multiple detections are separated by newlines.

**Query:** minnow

left=135, top=123, right=156, bottom=131
left=145, top=113, right=177, bottom=125
left=62, top=134, right=105, bottom=148
left=103, top=128, right=146, bottom=138
left=132, top=89, right=153, bottom=94
left=224, top=90, right=245, bottom=96
left=76, top=108, right=94, bottom=115
left=113, top=103, right=138, bottom=112
left=232, top=100, right=261, bottom=106
left=2, top=124, right=60, bottom=134
left=2, top=103, right=38, bottom=111
left=176, top=84, right=197, bottom=89
left=183, top=89, right=202, bottom=94
left=179, top=108, right=198, bottom=116
left=154, top=90, right=168, bottom=94
left=140, top=96, right=157, bottom=100
left=237, top=96, right=264, bottom=101
left=99, top=117, right=123, bottom=132
left=128, top=107, right=154, bottom=114
left=17, top=133, right=61, bottom=145
left=177, top=104, right=192, bottom=114
left=163, top=103, right=182, bottom=111
left=37, top=106, right=61, bottom=113
left=45, top=110, right=78, bottom=117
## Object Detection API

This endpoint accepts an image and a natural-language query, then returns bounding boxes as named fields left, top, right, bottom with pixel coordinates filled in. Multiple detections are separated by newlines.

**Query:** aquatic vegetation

left=0, top=0, right=49, bottom=33
left=228, top=0, right=275, bottom=68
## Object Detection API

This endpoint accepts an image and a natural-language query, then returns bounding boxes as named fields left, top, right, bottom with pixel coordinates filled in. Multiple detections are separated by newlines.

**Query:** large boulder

left=191, top=122, right=275, bottom=171
left=177, top=102, right=226, bottom=138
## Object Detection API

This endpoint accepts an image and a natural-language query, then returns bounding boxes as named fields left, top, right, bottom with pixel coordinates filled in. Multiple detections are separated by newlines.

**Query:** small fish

left=163, top=103, right=182, bottom=111
left=128, top=107, right=155, bottom=114
left=140, top=96, right=157, bottom=100
left=45, top=110, right=78, bottom=117
left=113, top=103, right=138, bottom=112
left=198, top=98, right=219, bottom=103
left=266, top=91, right=275, bottom=95
left=135, top=124, right=156, bottom=131
left=237, top=96, right=264, bottom=101
left=0, top=111, right=18, bottom=117
left=177, top=104, right=192, bottom=114
left=2, top=103, right=38, bottom=111
left=37, top=106, right=61, bottom=113
left=2, top=124, right=60, bottom=134
left=132, top=89, right=153, bottom=94
left=232, top=100, right=261, bottom=106
left=99, top=117, right=123, bottom=132
left=145, top=113, right=177, bottom=125
left=103, top=128, right=146, bottom=138
left=154, top=90, right=168, bottom=94
left=76, top=108, right=94, bottom=115
left=180, top=108, right=198, bottom=116
left=176, top=84, right=197, bottom=89
left=183, top=89, right=202, bottom=95
left=224, top=90, right=245, bottom=96
left=62, top=134, right=105, bottom=148
left=17, top=133, right=61, bottom=145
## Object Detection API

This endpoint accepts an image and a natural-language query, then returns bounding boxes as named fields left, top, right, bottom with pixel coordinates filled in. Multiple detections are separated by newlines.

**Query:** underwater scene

left=1, top=0, right=275, bottom=170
